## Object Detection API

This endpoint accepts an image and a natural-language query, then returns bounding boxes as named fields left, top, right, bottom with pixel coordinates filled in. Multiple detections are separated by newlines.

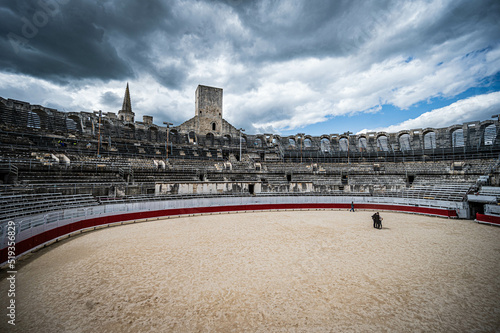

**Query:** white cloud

left=357, top=91, right=500, bottom=133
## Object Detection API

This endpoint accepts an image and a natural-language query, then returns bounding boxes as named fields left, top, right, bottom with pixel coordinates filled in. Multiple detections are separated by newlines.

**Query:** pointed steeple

left=122, top=82, right=132, bottom=113
left=118, top=82, right=135, bottom=122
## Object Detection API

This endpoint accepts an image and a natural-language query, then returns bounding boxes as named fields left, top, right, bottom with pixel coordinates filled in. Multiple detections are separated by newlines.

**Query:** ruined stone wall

left=2, top=95, right=500, bottom=155
left=238, top=119, right=500, bottom=153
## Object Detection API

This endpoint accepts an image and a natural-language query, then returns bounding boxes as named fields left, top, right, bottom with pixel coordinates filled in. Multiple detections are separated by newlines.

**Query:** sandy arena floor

left=1, top=210, right=500, bottom=332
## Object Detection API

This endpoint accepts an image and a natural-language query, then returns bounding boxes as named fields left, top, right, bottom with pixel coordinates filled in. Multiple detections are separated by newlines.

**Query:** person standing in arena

left=372, top=212, right=383, bottom=229
left=350, top=201, right=355, bottom=212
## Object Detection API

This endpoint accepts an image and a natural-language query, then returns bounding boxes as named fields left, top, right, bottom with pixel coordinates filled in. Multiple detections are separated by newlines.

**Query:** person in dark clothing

left=350, top=201, right=355, bottom=212
left=371, top=212, right=383, bottom=229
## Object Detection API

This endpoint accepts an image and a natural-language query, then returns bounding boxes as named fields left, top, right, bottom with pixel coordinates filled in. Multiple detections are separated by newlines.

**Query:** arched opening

left=484, top=124, right=496, bottom=146
left=339, top=138, right=348, bottom=152
left=288, top=138, right=296, bottom=148
left=399, top=133, right=411, bottom=151
left=205, top=133, right=215, bottom=146
left=212, top=122, right=217, bottom=131
left=358, top=137, right=367, bottom=152
left=31, top=109, right=47, bottom=129
left=424, top=131, right=436, bottom=149
left=452, top=129, right=464, bottom=147
left=169, top=129, right=178, bottom=144
left=223, top=135, right=231, bottom=146
left=188, top=131, right=197, bottom=144
left=320, top=138, right=331, bottom=152
left=149, top=126, right=159, bottom=142
left=254, top=138, right=262, bottom=147
left=376, top=135, right=389, bottom=151
left=66, top=117, right=77, bottom=132
left=27, top=111, right=41, bottom=129
left=68, top=115, right=81, bottom=132
left=303, top=138, right=312, bottom=148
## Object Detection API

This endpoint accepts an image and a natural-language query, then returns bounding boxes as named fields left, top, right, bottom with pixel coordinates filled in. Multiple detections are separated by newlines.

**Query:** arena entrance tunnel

left=0, top=194, right=464, bottom=266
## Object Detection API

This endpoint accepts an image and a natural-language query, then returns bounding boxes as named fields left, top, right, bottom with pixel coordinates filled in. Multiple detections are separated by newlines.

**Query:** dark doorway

left=407, top=175, right=415, bottom=186
left=249, top=184, right=255, bottom=195
left=469, top=202, right=484, bottom=220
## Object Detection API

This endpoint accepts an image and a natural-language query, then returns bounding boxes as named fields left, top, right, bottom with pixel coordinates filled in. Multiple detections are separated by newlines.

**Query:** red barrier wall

left=1, top=203, right=457, bottom=265
left=475, top=213, right=500, bottom=226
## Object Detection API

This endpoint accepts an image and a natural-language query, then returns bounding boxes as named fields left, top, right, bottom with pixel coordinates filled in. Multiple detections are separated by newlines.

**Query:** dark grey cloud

left=99, top=90, right=121, bottom=108
left=0, top=0, right=134, bottom=84
left=2, top=0, right=497, bottom=88
left=0, top=0, right=499, bottom=134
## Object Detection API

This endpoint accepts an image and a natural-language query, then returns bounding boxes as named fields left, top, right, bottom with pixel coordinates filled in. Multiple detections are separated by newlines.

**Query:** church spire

left=122, top=82, right=132, bottom=113
left=118, top=82, right=135, bottom=122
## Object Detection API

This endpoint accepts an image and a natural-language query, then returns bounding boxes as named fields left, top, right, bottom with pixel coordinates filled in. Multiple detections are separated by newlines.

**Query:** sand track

left=1, top=210, right=500, bottom=332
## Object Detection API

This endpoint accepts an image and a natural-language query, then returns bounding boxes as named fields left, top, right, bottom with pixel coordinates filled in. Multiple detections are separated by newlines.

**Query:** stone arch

left=27, top=110, right=41, bottom=129
left=31, top=108, right=48, bottom=129
left=67, top=114, right=82, bottom=131
left=149, top=125, right=159, bottom=142
left=338, top=137, right=349, bottom=152
left=399, top=133, right=411, bottom=151
left=66, top=117, right=78, bottom=132
left=358, top=136, right=368, bottom=152
left=31, top=108, right=47, bottom=117
left=188, top=131, right=197, bottom=144
left=450, top=127, right=464, bottom=147
left=320, top=137, right=331, bottom=152
left=423, top=130, right=436, bottom=149
left=303, top=137, right=312, bottom=148
left=254, top=137, right=263, bottom=148
left=483, top=123, right=496, bottom=146
left=205, top=132, right=215, bottom=146
left=222, top=134, right=231, bottom=146
left=376, top=134, right=389, bottom=152
left=288, top=137, right=296, bottom=148
left=169, top=129, right=179, bottom=144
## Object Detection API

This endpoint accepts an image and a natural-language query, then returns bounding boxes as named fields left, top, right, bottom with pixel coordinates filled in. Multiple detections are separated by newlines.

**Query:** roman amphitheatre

left=1, top=85, right=500, bottom=331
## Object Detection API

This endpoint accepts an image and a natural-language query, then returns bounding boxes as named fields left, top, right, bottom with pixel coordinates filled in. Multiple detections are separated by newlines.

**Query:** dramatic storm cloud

left=0, top=0, right=499, bottom=135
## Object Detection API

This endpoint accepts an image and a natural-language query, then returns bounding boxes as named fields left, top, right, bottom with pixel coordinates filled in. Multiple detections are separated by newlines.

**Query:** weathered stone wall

left=195, top=85, right=223, bottom=135
left=239, top=119, right=500, bottom=153
left=2, top=95, right=500, bottom=155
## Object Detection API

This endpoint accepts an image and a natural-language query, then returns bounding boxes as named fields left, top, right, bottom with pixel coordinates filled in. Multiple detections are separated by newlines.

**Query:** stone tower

left=118, top=83, right=135, bottom=122
left=195, top=85, right=223, bottom=134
